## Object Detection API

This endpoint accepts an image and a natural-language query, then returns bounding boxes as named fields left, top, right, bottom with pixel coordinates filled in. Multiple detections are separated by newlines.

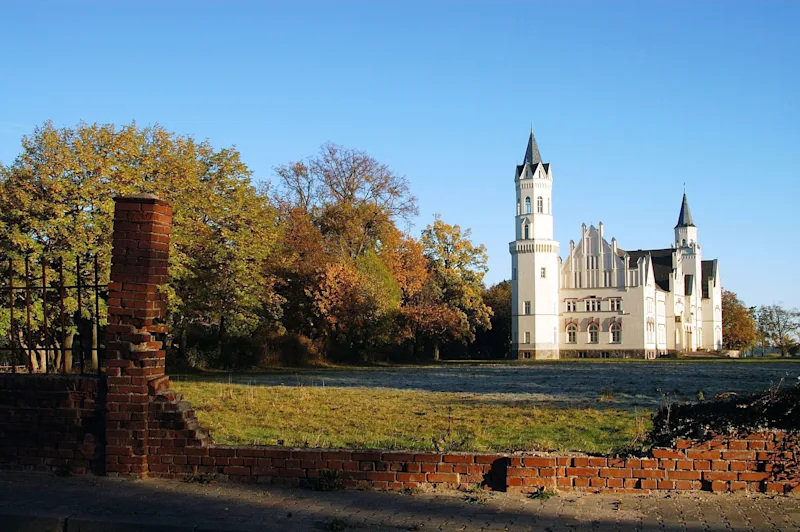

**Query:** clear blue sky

left=1, top=1, right=798, bottom=308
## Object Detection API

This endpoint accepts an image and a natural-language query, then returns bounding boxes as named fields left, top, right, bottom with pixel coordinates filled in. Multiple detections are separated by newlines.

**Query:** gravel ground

left=2, top=471, right=799, bottom=531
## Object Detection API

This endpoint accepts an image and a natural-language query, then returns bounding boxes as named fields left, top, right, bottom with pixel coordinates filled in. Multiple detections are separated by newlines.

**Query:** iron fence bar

left=42, top=259, right=48, bottom=374
left=76, top=256, right=84, bottom=374
left=24, top=256, right=33, bottom=373
left=8, top=258, right=14, bottom=373
left=59, top=258, right=67, bottom=374
left=94, top=254, right=101, bottom=376
left=2, top=284, right=104, bottom=290
left=0, top=253, right=107, bottom=375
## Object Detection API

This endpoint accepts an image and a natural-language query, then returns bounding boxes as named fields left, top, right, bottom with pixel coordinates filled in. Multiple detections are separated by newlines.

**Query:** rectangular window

left=610, top=299, right=621, bottom=311
left=524, top=332, right=531, bottom=344
left=540, top=267, right=546, bottom=278
left=524, top=301, right=531, bottom=315
left=512, top=268, right=517, bottom=280
left=585, top=299, right=600, bottom=312
left=566, top=300, right=576, bottom=312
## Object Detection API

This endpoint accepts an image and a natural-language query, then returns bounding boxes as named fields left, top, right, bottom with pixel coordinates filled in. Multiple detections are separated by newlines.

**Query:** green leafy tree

left=419, top=216, right=492, bottom=360
left=0, top=121, right=281, bottom=370
left=477, top=281, right=512, bottom=359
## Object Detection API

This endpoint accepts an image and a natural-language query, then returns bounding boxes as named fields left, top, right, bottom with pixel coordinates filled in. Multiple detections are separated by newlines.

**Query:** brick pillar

left=105, top=194, right=172, bottom=477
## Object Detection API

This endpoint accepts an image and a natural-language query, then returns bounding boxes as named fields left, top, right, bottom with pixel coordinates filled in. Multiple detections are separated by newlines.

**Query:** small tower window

left=525, top=197, right=531, bottom=214
left=567, top=325, right=577, bottom=344
left=540, top=267, right=546, bottom=278
left=547, top=197, right=550, bottom=214
left=588, top=324, right=599, bottom=344
left=524, top=301, right=531, bottom=315
left=524, top=331, right=531, bottom=344
left=524, top=223, right=529, bottom=240
left=537, top=196, right=543, bottom=213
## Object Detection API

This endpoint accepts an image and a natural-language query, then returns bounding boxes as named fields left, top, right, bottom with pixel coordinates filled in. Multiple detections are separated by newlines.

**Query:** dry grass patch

left=173, top=382, right=650, bottom=454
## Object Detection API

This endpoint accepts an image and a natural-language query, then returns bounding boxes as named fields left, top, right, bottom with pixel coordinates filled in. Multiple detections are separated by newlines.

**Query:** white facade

left=510, top=131, right=723, bottom=359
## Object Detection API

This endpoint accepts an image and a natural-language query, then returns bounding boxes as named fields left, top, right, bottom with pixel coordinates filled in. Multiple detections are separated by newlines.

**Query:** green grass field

left=173, top=382, right=651, bottom=454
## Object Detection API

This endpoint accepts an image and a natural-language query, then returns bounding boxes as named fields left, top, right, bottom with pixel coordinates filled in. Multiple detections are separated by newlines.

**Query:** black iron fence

left=0, top=254, right=106, bottom=375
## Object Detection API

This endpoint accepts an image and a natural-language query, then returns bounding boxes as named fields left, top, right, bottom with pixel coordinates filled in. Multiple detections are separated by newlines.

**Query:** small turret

left=674, top=193, right=698, bottom=248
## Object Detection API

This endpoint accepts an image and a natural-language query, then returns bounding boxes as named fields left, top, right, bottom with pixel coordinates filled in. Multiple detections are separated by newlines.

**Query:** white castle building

left=510, top=130, right=723, bottom=359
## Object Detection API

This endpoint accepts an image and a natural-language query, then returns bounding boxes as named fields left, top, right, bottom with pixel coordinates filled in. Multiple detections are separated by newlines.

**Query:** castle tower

left=510, top=129, right=560, bottom=359
left=674, top=193, right=702, bottom=350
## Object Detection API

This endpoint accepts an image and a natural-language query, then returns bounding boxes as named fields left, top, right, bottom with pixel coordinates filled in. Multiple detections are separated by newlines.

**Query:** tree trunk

left=63, top=331, right=75, bottom=373
left=18, top=329, right=39, bottom=373
left=38, top=346, right=47, bottom=373
left=433, top=342, right=440, bottom=361
left=91, top=315, right=98, bottom=371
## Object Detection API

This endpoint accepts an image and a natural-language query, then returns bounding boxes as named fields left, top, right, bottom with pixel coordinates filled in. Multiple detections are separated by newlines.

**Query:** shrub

left=649, top=381, right=800, bottom=446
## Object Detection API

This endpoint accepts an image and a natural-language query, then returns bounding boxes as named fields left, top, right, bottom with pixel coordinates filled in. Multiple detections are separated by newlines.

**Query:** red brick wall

left=138, top=426, right=799, bottom=496
left=0, top=375, right=103, bottom=474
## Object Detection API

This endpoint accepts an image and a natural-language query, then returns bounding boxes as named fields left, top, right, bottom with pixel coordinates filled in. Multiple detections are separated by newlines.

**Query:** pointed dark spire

left=675, top=193, right=695, bottom=227
left=523, top=127, right=542, bottom=165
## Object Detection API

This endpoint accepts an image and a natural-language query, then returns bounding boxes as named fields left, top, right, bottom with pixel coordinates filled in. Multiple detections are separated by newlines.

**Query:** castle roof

left=701, top=259, right=718, bottom=299
left=524, top=129, right=542, bottom=165
left=515, top=130, right=548, bottom=179
left=675, top=193, right=695, bottom=227
left=620, top=248, right=674, bottom=292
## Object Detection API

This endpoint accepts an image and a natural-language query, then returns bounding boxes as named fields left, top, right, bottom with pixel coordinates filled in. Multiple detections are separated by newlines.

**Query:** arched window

left=682, top=239, right=686, bottom=246
left=537, top=196, right=543, bottom=213
left=524, top=223, right=529, bottom=240
left=610, top=323, right=621, bottom=344
left=525, top=197, right=531, bottom=214
left=567, top=325, right=577, bottom=344
left=588, top=324, right=599, bottom=344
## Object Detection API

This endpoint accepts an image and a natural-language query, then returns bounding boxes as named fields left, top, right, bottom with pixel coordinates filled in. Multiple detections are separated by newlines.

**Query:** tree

left=273, top=143, right=418, bottom=362
left=417, top=216, right=492, bottom=360
left=308, top=258, right=398, bottom=362
left=721, top=290, right=758, bottom=350
left=274, top=142, right=418, bottom=260
left=757, top=304, right=800, bottom=356
left=478, top=281, right=512, bottom=359
left=0, top=121, right=281, bottom=369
